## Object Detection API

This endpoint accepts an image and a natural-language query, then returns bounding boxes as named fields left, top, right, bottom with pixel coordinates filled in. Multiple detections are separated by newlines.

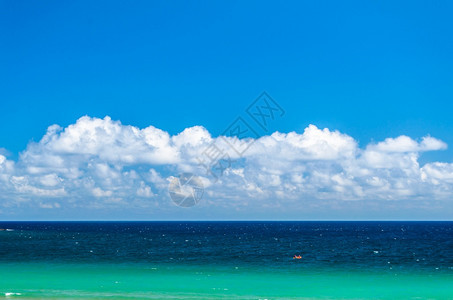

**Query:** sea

left=0, top=221, right=452, bottom=299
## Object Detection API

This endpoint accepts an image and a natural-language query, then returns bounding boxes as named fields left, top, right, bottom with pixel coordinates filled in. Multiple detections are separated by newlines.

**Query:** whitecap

left=4, top=292, right=22, bottom=297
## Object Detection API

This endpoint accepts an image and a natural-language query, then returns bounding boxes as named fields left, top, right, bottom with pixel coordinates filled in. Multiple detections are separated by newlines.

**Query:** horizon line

left=1, top=219, right=452, bottom=222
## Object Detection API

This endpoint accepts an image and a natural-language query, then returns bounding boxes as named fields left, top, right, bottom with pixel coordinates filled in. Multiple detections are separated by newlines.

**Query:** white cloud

left=0, top=116, right=452, bottom=214
left=39, top=202, right=61, bottom=209
left=136, top=182, right=154, bottom=198
left=39, top=174, right=62, bottom=187
left=247, top=125, right=357, bottom=161
left=92, top=187, right=113, bottom=198
left=422, top=162, right=453, bottom=183
left=368, top=135, right=447, bottom=153
left=23, top=116, right=180, bottom=166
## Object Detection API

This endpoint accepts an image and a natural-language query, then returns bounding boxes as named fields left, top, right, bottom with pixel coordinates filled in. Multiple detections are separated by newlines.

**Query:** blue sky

left=1, top=1, right=453, bottom=220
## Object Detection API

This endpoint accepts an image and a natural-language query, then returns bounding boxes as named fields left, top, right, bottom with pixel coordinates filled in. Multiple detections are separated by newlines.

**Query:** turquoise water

left=1, top=263, right=452, bottom=299
left=1, top=222, right=452, bottom=299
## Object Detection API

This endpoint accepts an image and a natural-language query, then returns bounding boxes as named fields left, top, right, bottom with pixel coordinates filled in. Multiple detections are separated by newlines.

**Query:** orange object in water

left=293, top=255, right=302, bottom=259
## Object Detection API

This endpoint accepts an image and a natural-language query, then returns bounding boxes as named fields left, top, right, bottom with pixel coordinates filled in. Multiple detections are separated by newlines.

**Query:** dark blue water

left=1, top=221, right=452, bottom=273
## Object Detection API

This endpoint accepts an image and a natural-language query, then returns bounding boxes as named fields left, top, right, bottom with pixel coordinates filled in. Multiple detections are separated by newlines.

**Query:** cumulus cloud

left=0, top=116, right=452, bottom=214
left=368, top=135, right=447, bottom=153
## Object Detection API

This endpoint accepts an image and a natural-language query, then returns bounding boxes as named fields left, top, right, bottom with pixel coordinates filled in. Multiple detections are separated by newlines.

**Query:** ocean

left=0, top=221, right=452, bottom=299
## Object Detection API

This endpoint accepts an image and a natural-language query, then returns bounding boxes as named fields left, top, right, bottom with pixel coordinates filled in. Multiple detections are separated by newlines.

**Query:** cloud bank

left=0, top=116, right=452, bottom=217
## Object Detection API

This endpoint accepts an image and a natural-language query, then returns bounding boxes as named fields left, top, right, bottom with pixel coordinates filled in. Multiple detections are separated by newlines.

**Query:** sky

left=1, top=1, right=453, bottom=220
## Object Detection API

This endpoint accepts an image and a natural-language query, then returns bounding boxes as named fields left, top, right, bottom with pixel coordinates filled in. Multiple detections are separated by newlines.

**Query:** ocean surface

left=0, top=221, right=452, bottom=299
